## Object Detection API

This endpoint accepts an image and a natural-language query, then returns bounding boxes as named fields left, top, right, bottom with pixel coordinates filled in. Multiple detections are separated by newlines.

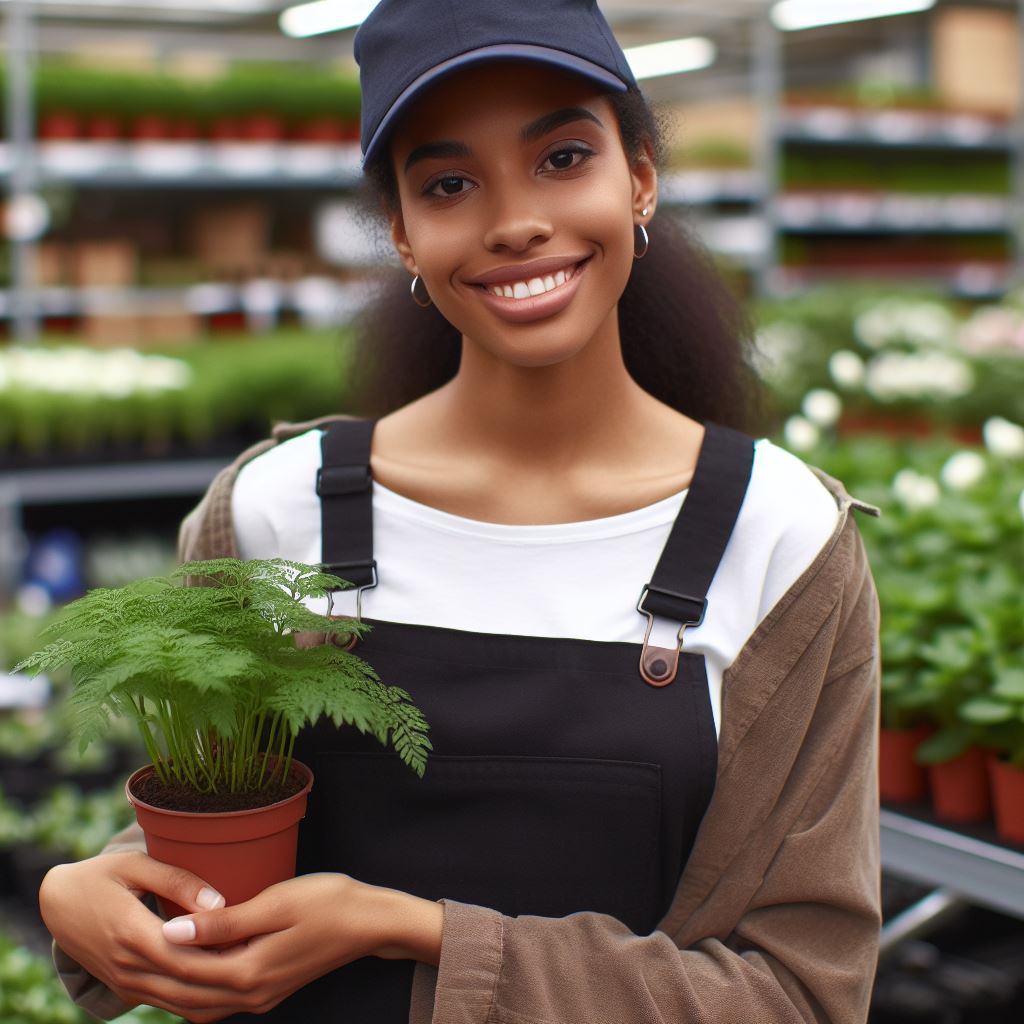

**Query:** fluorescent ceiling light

left=280, top=0, right=379, bottom=38
left=772, top=0, right=936, bottom=32
left=624, top=37, right=716, bottom=80
left=0, top=0, right=276, bottom=9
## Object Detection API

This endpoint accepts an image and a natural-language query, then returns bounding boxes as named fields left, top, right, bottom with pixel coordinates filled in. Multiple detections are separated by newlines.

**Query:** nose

left=481, top=180, right=554, bottom=253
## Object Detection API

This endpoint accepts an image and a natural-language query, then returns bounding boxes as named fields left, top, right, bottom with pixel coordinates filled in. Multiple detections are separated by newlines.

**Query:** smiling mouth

left=475, top=259, right=589, bottom=300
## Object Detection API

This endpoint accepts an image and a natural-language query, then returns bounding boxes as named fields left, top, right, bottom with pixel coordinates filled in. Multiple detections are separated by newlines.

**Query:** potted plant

left=15, top=558, right=430, bottom=913
left=960, top=663, right=1024, bottom=846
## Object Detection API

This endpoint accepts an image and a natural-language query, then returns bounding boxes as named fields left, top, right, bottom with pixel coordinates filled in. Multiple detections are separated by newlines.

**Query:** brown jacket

left=56, top=417, right=883, bottom=1024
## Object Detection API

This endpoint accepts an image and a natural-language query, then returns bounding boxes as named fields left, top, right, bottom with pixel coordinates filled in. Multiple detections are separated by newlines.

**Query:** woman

left=43, top=1, right=882, bottom=1022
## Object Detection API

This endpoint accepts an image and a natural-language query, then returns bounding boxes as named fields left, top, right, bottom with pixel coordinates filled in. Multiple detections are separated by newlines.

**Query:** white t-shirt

left=233, top=429, right=839, bottom=737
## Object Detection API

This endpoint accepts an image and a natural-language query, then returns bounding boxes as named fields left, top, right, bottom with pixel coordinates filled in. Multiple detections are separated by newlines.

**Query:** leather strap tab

left=637, top=422, right=754, bottom=686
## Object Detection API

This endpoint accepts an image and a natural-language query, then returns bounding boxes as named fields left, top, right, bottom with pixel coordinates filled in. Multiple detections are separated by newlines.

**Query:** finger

left=113, top=852, right=226, bottom=914
left=162, top=899, right=269, bottom=948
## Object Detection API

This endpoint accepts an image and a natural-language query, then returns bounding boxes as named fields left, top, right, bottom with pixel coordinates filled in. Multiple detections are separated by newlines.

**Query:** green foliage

left=0, top=932, right=182, bottom=1024
left=790, top=430, right=1024, bottom=765
left=0, top=329, right=352, bottom=458
left=15, top=559, right=431, bottom=794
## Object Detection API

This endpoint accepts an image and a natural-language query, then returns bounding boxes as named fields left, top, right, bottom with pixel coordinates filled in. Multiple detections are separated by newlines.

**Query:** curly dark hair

left=347, top=85, right=766, bottom=433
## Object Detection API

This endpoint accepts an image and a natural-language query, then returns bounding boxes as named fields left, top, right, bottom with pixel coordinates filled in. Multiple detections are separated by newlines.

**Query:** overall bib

left=233, top=419, right=754, bottom=1023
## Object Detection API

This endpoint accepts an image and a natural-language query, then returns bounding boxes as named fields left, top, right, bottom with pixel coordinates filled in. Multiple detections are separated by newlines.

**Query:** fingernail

left=163, top=917, right=196, bottom=942
left=196, top=887, right=225, bottom=910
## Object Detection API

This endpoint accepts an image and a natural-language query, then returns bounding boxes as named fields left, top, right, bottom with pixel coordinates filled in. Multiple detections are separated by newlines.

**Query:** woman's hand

left=156, top=873, right=444, bottom=1021
left=39, top=850, right=229, bottom=1013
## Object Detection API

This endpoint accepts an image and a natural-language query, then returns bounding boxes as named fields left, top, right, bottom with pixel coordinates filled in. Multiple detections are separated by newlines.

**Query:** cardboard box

left=140, top=308, right=202, bottom=347
left=933, top=7, right=1020, bottom=116
left=71, top=240, right=139, bottom=288
left=34, top=243, right=68, bottom=287
left=190, top=203, right=270, bottom=274
left=81, top=313, right=143, bottom=348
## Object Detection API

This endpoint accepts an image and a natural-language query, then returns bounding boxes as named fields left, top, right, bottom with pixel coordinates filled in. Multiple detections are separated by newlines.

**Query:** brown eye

left=428, top=175, right=468, bottom=197
left=548, top=150, right=578, bottom=170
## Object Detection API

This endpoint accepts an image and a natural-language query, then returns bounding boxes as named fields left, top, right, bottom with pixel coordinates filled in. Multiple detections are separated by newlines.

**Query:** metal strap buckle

left=323, top=562, right=378, bottom=650
left=635, top=586, right=705, bottom=687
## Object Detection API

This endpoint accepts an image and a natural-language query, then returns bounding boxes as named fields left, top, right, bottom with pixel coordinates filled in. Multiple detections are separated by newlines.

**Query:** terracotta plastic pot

left=987, top=754, right=1024, bottom=847
left=879, top=724, right=931, bottom=803
left=928, top=747, right=991, bottom=824
left=126, top=760, right=313, bottom=919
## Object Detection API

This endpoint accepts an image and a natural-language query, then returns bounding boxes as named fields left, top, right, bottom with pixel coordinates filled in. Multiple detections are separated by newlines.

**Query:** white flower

left=983, top=417, right=1024, bottom=459
left=802, top=388, right=842, bottom=428
left=854, top=299, right=956, bottom=350
left=959, top=306, right=1024, bottom=355
left=865, top=351, right=974, bottom=402
left=940, top=451, right=986, bottom=491
left=784, top=415, right=820, bottom=452
left=892, top=468, right=940, bottom=510
left=753, top=322, right=809, bottom=385
left=828, top=349, right=865, bottom=389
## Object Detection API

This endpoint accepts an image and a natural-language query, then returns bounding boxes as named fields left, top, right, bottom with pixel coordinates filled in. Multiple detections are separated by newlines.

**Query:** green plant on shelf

left=777, top=425, right=1024, bottom=767
left=15, top=559, right=430, bottom=798
left=0, top=933, right=183, bottom=1024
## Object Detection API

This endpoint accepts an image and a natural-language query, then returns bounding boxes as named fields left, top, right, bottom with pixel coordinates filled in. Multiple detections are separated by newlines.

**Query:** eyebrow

left=403, top=107, right=604, bottom=173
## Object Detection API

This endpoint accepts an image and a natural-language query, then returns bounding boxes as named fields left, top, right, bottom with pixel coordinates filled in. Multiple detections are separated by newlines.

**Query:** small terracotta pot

left=928, top=747, right=991, bottom=824
left=879, top=724, right=931, bottom=803
left=126, top=761, right=313, bottom=919
left=988, top=754, right=1024, bottom=847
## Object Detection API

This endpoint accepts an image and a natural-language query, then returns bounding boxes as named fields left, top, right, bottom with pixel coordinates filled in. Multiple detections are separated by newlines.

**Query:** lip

left=466, top=254, right=591, bottom=287
left=470, top=257, right=590, bottom=325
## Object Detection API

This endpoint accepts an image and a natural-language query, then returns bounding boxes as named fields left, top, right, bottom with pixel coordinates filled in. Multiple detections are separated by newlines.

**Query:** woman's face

left=388, top=61, right=656, bottom=369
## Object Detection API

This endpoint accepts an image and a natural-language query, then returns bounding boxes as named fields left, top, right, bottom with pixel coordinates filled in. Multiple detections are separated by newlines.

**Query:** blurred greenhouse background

left=2, top=2, right=1024, bottom=1022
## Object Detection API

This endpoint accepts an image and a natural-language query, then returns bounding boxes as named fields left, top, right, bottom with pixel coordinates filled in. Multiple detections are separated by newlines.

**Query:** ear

left=629, top=140, right=658, bottom=224
left=389, top=209, right=419, bottom=277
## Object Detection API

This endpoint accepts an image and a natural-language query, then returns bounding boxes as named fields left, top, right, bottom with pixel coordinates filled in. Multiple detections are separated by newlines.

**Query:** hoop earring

left=410, top=274, right=432, bottom=307
left=633, top=222, right=649, bottom=260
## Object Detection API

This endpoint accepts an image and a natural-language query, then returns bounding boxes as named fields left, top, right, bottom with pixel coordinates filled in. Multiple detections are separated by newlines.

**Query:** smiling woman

left=45, top=2, right=882, bottom=1024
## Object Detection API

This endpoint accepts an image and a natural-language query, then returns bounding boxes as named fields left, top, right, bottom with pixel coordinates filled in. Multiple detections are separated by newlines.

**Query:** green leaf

left=915, top=724, right=971, bottom=765
left=993, top=668, right=1024, bottom=700
left=960, top=696, right=1015, bottom=724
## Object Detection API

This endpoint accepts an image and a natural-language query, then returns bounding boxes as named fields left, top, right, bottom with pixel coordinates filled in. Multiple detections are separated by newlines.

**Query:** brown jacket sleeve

left=409, top=511, right=881, bottom=1024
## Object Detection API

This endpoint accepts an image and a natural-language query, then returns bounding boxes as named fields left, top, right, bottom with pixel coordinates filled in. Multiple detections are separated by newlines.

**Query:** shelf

left=881, top=808, right=1024, bottom=921
left=772, top=263, right=1012, bottom=298
left=776, top=193, right=1012, bottom=233
left=0, top=280, right=371, bottom=322
left=0, top=459, right=227, bottom=506
left=0, top=141, right=363, bottom=188
left=781, top=108, right=1012, bottom=150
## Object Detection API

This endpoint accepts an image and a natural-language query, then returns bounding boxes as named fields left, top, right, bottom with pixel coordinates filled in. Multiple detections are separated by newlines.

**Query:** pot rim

left=125, top=759, right=313, bottom=819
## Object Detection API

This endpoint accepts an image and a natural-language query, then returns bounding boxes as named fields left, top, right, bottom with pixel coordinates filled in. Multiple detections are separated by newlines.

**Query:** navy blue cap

left=353, top=0, right=637, bottom=166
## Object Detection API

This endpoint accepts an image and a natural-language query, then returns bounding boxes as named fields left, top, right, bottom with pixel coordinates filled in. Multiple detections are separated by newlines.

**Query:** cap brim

left=362, top=43, right=628, bottom=167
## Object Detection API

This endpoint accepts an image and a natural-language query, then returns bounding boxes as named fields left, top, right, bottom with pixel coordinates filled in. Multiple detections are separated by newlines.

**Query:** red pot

left=988, top=754, right=1024, bottom=846
left=38, top=111, right=80, bottom=140
left=879, top=724, right=931, bottom=803
left=126, top=761, right=313, bottom=919
left=240, top=113, right=284, bottom=142
left=132, top=115, right=171, bottom=141
left=928, top=747, right=991, bottom=824
left=292, top=117, right=345, bottom=143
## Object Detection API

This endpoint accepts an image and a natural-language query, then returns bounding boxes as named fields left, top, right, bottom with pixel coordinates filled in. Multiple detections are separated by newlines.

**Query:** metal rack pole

left=752, top=3, right=782, bottom=298
left=5, top=0, right=40, bottom=342
left=1016, top=0, right=1024, bottom=285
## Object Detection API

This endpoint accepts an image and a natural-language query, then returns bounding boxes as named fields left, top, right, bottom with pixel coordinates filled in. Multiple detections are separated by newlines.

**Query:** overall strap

left=637, top=421, right=755, bottom=687
left=317, top=419, right=377, bottom=592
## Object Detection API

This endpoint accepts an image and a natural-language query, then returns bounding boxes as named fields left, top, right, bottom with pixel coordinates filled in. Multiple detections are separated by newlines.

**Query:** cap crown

left=354, top=0, right=636, bottom=161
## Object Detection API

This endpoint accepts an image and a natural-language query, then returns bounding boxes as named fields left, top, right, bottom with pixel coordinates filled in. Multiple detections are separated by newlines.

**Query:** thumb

left=119, top=853, right=226, bottom=915
left=162, top=903, right=253, bottom=947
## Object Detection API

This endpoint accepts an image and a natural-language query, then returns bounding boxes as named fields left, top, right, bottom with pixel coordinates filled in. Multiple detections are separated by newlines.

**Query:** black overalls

left=237, top=419, right=754, bottom=1024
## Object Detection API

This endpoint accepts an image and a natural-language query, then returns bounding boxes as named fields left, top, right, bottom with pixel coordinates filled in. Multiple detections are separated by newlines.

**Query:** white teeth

left=485, top=263, right=580, bottom=300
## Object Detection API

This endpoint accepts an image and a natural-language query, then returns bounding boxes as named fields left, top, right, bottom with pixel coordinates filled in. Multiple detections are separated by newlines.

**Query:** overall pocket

left=302, top=751, right=665, bottom=934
